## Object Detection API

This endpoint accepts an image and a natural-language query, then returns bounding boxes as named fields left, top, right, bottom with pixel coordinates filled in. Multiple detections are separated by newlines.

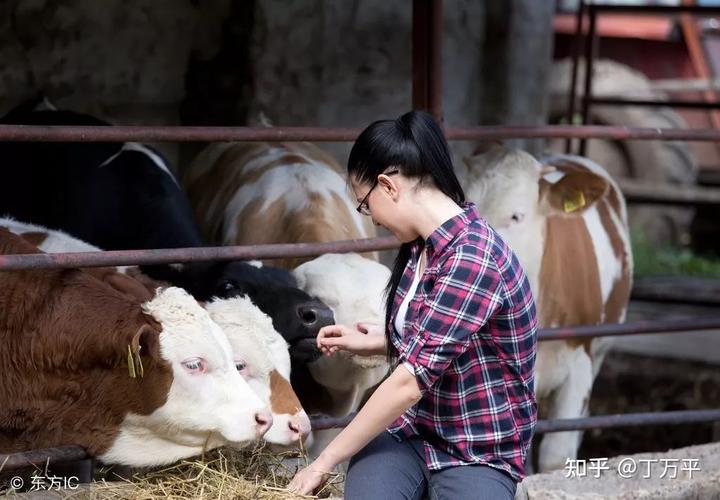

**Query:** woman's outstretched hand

left=317, top=322, right=386, bottom=357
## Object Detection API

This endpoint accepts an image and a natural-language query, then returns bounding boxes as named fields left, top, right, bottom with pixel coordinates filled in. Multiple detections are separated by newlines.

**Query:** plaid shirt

left=387, top=202, right=537, bottom=482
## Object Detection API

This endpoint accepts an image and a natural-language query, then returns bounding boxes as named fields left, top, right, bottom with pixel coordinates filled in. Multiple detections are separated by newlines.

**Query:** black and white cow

left=0, top=99, right=332, bottom=362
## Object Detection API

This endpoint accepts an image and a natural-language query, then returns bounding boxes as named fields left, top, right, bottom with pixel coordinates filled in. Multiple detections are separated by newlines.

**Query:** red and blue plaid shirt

left=387, top=202, right=537, bottom=482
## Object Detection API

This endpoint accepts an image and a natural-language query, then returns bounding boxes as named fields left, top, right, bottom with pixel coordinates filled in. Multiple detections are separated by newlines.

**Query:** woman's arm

left=287, top=364, right=421, bottom=494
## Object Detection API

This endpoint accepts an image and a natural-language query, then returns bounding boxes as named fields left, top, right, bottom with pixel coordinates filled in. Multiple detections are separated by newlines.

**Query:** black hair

left=347, top=110, right=465, bottom=359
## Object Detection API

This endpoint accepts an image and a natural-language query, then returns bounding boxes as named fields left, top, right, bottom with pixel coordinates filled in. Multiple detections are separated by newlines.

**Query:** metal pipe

left=536, top=409, right=720, bottom=433
left=0, top=446, right=87, bottom=472
left=0, top=236, right=401, bottom=271
left=412, top=0, right=430, bottom=112
left=589, top=4, right=720, bottom=14
left=589, top=97, right=720, bottom=109
left=7, top=124, right=720, bottom=142
left=538, top=317, right=720, bottom=341
left=579, top=5, right=597, bottom=156
left=566, top=0, right=586, bottom=153
left=0, top=124, right=361, bottom=143
left=429, top=0, right=444, bottom=123
left=310, top=409, right=720, bottom=432
left=446, top=125, right=720, bottom=141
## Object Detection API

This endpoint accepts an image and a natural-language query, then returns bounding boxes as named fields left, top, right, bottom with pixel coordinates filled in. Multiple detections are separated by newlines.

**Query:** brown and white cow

left=463, top=146, right=633, bottom=471
left=1, top=218, right=312, bottom=448
left=184, top=141, right=378, bottom=269
left=0, top=228, right=270, bottom=466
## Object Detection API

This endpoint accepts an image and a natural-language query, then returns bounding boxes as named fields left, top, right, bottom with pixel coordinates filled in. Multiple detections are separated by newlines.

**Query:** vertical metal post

left=413, top=0, right=444, bottom=124
left=429, top=0, right=444, bottom=124
left=413, top=0, right=430, bottom=112
left=579, top=4, right=598, bottom=156
left=566, top=1, right=586, bottom=153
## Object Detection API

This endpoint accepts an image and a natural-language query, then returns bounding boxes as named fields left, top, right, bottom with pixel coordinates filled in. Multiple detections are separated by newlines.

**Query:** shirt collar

left=424, top=201, right=478, bottom=255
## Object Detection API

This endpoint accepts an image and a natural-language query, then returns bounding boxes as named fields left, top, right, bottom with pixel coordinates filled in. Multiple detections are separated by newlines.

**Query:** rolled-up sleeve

left=398, top=244, right=504, bottom=394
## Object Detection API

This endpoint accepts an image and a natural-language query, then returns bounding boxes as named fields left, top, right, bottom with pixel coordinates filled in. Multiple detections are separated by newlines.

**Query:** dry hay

left=31, top=444, right=343, bottom=500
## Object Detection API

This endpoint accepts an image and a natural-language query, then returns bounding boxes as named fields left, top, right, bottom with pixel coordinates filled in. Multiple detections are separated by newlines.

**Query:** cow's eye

left=181, top=357, right=207, bottom=374
left=511, top=212, right=525, bottom=223
left=220, top=280, right=238, bottom=293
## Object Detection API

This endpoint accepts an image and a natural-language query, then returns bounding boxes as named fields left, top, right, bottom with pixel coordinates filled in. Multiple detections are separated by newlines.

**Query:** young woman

left=288, top=110, right=538, bottom=499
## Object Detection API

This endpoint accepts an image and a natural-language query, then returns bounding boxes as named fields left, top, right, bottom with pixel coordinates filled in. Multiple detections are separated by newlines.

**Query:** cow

left=291, top=253, right=390, bottom=461
left=184, top=141, right=378, bottom=270
left=0, top=228, right=271, bottom=466
left=0, top=100, right=334, bottom=364
left=206, top=296, right=312, bottom=447
left=2, top=218, right=312, bottom=448
left=463, top=145, right=633, bottom=471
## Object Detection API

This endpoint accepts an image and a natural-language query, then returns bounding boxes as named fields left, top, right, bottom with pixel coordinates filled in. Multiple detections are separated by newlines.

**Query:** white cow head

left=463, top=145, right=610, bottom=293
left=293, top=253, right=390, bottom=410
left=205, top=296, right=311, bottom=447
left=101, top=287, right=271, bottom=466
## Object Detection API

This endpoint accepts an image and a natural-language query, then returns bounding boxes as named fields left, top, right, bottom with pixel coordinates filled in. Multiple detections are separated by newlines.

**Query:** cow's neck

left=100, top=419, right=225, bottom=467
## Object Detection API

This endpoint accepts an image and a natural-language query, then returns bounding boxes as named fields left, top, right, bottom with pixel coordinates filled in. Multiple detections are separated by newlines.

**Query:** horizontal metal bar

left=539, top=317, right=720, bottom=341
left=0, top=446, right=87, bottom=472
left=619, top=179, right=720, bottom=207
left=589, top=96, right=720, bottom=110
left=0, top=236, right=401, bottom=271
left=0, top=125, right=361, bottom=143
left=448, top=125, right=720, bottom=142
left=588, top=4, right=720, bottom=15
left=5, top=124, right=720, bottom=142
left=536, top=409, right=720, bottom=433
left=310, top=409, right=720, bottom=433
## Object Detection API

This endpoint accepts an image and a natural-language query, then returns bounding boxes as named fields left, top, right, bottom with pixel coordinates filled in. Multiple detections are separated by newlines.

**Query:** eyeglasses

left=356, top=170, right=399, bottom=216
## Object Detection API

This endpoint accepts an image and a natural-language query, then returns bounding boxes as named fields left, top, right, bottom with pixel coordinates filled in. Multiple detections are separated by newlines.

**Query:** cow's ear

left=539, top=162, right=609, bottom=216
left=131, top=323, right=161, bottom=362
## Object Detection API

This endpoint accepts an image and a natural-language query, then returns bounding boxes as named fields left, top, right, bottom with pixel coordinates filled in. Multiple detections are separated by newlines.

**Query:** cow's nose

left=288, top=414, right=311, bottom=441
left=297, top=303, right=334, bottom=328
left=254, top=410, right=273, bottom=437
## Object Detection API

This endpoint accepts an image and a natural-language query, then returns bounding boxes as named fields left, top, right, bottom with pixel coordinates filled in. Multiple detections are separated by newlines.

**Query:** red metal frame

left=573, top=3, right=720, bottom=155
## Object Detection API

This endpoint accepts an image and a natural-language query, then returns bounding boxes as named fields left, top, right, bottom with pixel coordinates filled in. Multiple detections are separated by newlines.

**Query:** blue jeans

left=344, top=432, right=517, bottom=500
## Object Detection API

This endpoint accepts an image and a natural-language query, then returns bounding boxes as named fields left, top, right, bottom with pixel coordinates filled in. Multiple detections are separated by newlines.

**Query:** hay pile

left=63, top=444, right=344, bottom=500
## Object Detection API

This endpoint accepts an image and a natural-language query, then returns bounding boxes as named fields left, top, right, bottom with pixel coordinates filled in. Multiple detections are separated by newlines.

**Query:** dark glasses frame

left=356, top=170, right=399, bottom=216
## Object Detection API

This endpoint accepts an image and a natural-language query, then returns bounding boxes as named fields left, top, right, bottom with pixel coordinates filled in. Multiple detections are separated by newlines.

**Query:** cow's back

left=186, top=142, right=376, bottom=269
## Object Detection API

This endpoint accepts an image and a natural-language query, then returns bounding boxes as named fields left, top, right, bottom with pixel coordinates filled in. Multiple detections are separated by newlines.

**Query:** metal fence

left=1, top=0, right=719, bottom=475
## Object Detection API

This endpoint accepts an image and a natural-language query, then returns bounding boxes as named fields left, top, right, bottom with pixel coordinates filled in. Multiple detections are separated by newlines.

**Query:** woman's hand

left=287, top=458, right=333, bottom=496
left=317, top=322, right=386, bottom=357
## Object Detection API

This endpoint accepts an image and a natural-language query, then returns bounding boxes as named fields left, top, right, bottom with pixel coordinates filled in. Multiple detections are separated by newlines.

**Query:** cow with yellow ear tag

left=463, top=146, right=633, bottom=472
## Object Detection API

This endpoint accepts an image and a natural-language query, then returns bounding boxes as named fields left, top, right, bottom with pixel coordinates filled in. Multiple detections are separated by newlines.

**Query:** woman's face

left=350, top=173, right=418, bottom=243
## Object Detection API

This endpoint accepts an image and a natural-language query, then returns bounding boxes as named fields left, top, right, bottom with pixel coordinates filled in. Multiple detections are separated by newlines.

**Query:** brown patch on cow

left=269, top=370, right=304, bottom=416
left=538, top=215, right=603, bottom=355
left=596, top=198, right=633, bottom=324
left=19, top=231, right=48, bottom=247
left=0, top=228, right=173, bottom=456
left=234, top=190, right=375, bottom=269
left=82, top=267, right=156, bottom=302
left=543, top=162, right=609, bottom=216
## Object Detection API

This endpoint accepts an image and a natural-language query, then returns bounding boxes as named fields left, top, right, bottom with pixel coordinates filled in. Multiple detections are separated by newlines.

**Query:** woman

left=288, top=110, right=538, bottom=499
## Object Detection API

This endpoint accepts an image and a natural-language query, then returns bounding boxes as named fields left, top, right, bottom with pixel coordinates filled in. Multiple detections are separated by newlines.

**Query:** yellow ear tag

left=563, top=190, right=586, bottom=213
left=135, top=350, right=144, bottom=379
left=127, top=345, right=137, bottom=379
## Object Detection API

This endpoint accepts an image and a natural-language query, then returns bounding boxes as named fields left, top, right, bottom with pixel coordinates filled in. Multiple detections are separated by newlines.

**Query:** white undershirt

left=395, top=253, right=425, bottom=375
